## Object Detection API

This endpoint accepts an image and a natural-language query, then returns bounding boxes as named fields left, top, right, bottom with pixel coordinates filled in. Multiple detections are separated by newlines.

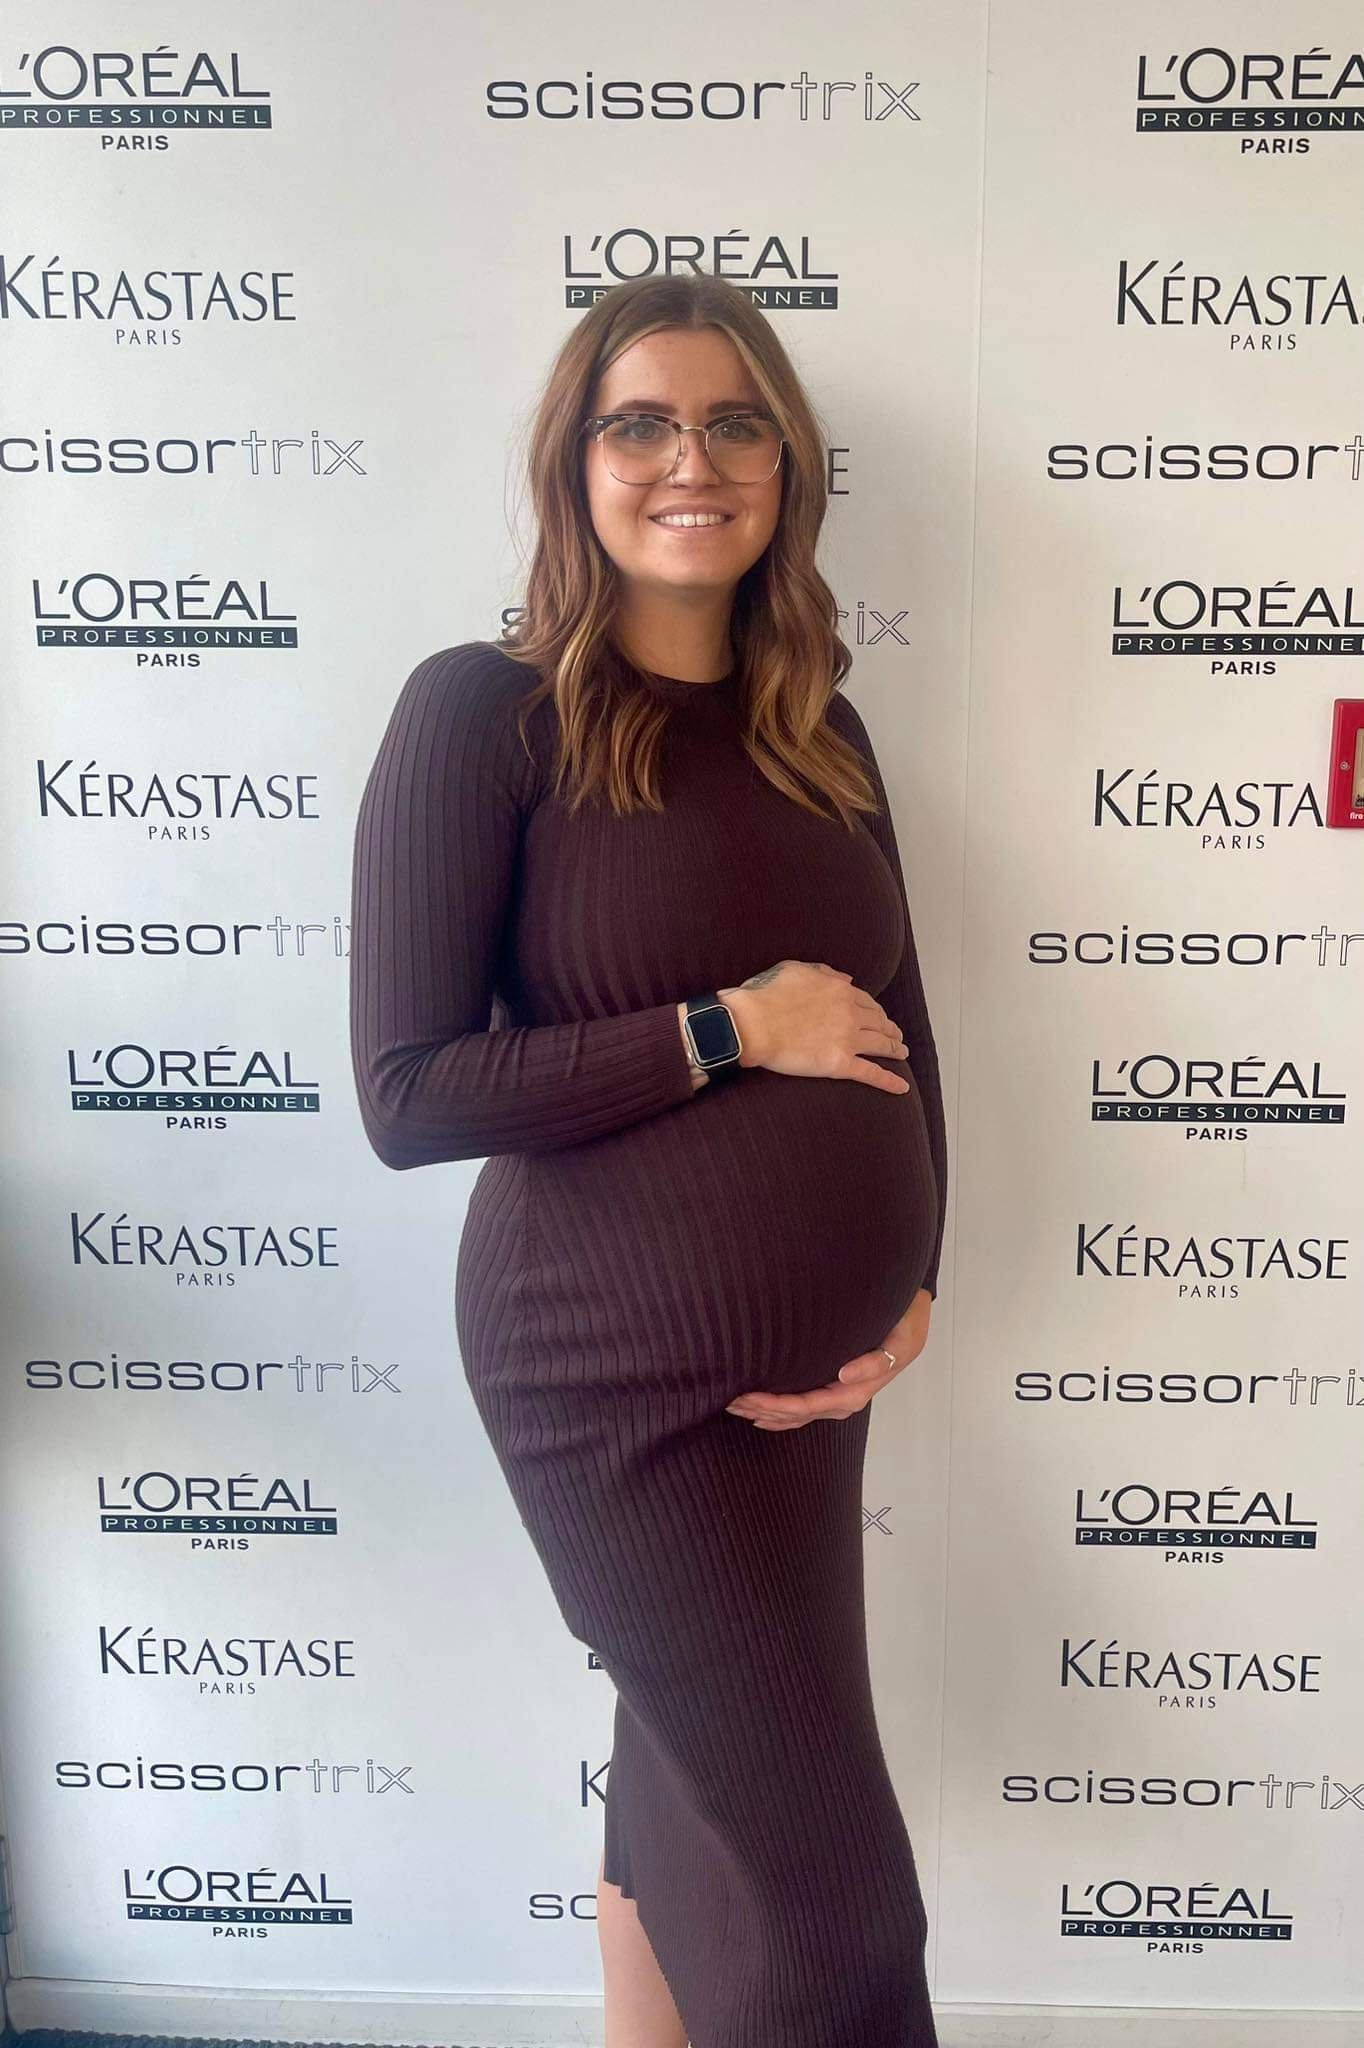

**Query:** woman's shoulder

left=371, top=638, right=551, bottom=805
left=823, top=681, right=875, bottom=753
left=395, top=637, right=552, bottom=750
left=403, top=636, right=544, bottom=710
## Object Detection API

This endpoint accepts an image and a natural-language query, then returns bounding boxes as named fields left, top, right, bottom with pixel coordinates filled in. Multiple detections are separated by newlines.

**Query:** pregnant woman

left=349, top=272, right=948, bottom=2048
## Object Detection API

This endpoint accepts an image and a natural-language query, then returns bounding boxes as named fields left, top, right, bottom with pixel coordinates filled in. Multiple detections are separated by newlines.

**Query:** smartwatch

left=682, top=992, right=744, bottom=1080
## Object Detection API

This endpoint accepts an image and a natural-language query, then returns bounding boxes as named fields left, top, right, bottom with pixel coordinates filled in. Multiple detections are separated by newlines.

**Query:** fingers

left=844, top=1057, right=912, bottom=1094
left=837, top=1349, right=899, bottom=1385
left=856, top=1023, right=910, bottom=1059
left=726, top=1389, right=867, bottom=1426
left=848, top=993, right=908, bottom=1055
left=735, top=1408, right=844, bottom=1428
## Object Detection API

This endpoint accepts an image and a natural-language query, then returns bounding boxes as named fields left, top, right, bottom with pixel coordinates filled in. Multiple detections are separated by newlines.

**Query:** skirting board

left=6, top=1983, right=1364, bottom=2047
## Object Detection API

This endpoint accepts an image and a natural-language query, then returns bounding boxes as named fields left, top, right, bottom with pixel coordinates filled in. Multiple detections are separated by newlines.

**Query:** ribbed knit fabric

left=349, top=639, right=947, bottom=2047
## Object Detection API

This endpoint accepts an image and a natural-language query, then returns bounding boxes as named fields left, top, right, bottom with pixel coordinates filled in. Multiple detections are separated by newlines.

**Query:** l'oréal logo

left=563, top=228, right=843, bottom=310
left=1135, top=47, right=1364, bottom=140
left=122, top=1865, right=351, bottom=1924
left=0, top=43, right=272, bottom=134
left=1110, top=576, right=1364, bottom=659
left=1060, top=1876, right=1293, bottom=1942
left=1073, top=1482, right=1317, bottom=1555
left=1089, top=1052, right=1345, bottom=1130
left=97, top=1470, right=339, bottom=1540
left=65, top=1041, right=321, bottom=1120
left=33, top=570, right=299, bottom=650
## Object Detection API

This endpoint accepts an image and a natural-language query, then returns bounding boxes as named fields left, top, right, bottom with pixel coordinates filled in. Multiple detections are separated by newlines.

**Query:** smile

left=650, top=512, right=734, bottom=529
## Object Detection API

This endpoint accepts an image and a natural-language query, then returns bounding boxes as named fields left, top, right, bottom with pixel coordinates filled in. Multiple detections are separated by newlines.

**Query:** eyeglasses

left=582, top=410, right=785, bottom=486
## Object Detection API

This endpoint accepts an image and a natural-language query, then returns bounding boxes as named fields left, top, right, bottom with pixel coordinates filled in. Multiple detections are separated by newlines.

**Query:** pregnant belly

left=497, top=1061, right=938, bottom=1398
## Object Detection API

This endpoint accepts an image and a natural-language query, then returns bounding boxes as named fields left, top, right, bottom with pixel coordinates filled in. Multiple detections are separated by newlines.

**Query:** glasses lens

left=599, top=415, right=782, bottom=483
left=707, top=415, right=783, bottom=482
left=600, top=416, right=674, bottom=482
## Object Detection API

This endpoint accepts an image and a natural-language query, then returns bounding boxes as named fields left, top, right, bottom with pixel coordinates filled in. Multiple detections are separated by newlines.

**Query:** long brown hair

left=499, top=273, right=879, bottom=828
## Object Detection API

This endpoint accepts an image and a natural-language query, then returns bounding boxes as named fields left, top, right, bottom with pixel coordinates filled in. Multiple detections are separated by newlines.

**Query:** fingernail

left=837, top=1366, right=855, bottom=1382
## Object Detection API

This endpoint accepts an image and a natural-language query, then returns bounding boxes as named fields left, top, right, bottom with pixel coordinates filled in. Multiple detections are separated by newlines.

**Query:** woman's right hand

left=715, top=961, right=912, bottom=1095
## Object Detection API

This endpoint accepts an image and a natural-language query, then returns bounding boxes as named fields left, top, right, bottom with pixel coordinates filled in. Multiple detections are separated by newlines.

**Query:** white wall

left=1, top=0, right=1358, bottom=2027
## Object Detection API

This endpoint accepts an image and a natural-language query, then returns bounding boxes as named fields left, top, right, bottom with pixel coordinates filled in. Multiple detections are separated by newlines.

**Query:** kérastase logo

left=96, top=1619, right=358, bottom=1688
left=1114, top=255, right=1363, bottom=347
left=70, top=1209, right=339, bottom=1282
left=34, top=757, right=320, bottom=841
left=1092, top=764, right=1320, bottom=845
left=1058, top=1633, right=1323, bottom=1704
left=0, top=252, right=295, bottom=342
left=1073, top=1220, right=1346, bottom=1294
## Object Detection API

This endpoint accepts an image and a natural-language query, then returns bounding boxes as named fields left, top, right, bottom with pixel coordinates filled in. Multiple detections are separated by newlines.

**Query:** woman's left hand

left=724, top=1289, right=933, bottom=1430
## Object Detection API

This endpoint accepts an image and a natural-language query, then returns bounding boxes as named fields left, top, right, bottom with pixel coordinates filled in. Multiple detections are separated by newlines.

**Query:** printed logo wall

left=0, top=0, right=1357, bottom=2026
left=936, top=4, right=1364, bottom=2017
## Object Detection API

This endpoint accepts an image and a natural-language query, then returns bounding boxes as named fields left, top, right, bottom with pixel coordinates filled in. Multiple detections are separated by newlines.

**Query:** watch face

left=689, top=1002, right=740, bottom=1066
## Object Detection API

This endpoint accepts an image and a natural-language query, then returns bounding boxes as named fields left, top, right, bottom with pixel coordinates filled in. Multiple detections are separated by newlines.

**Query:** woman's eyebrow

left=603, top=397, right=762, bottom=415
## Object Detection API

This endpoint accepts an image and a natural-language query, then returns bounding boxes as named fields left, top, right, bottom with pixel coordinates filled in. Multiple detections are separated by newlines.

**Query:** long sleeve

left=348, top=643, right=698, bottom=1169
left=828, top=691, right=949, bottom=1301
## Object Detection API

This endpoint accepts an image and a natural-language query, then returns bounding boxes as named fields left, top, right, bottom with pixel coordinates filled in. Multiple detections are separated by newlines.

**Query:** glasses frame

left=581, top=410, right=786, bottom=486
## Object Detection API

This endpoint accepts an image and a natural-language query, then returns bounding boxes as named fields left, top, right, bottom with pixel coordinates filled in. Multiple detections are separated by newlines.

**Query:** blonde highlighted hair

left=499, top=272, right=879, bottom=828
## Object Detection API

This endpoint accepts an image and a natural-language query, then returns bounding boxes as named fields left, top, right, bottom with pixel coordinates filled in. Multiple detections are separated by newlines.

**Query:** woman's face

left=582, top=325, right=783, bottom=599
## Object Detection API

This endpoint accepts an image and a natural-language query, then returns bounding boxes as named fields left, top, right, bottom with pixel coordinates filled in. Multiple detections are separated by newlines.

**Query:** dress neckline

left=639, top=664, right=738, bottom=700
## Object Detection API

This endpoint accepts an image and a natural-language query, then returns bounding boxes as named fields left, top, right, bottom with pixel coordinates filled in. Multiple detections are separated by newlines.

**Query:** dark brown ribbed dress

left=349, top=638, right=948, bottom=2048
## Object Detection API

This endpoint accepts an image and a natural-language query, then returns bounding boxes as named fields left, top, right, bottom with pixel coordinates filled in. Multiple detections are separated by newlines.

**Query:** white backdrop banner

left=0, top=0, right=1358, bottom=2021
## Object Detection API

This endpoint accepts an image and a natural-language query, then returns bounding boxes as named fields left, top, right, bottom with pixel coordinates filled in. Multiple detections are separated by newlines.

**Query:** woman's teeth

left=650, top=512, right=732, bottom=528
